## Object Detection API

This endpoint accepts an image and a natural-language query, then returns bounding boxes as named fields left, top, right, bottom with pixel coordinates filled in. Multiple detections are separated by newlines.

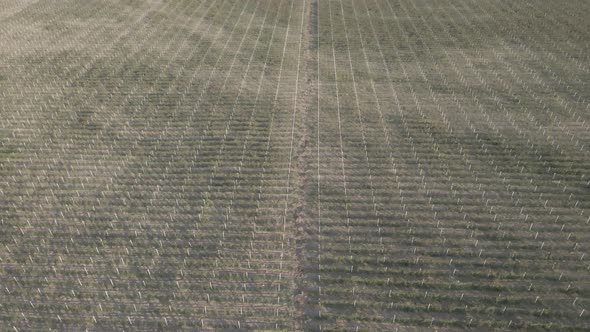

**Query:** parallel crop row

left=304, top=0, right=589, bottom=330
left=1, top=0, right=306, bottom=330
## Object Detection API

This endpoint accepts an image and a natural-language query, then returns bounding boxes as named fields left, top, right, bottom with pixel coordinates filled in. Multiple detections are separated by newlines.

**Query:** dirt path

left=292, top=0, right=317, bottom=330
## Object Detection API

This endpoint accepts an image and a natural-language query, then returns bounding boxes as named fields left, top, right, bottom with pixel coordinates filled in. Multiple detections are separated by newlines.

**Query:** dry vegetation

left=0, top=0, right=589, bottom=331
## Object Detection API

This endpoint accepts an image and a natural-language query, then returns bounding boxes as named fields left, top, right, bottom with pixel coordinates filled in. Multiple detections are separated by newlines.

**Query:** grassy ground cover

left=0, top=0, right=588, bottom=330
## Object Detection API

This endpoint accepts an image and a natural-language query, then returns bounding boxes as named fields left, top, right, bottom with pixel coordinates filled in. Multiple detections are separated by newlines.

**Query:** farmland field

left=0, top=0, right=589, bottom=330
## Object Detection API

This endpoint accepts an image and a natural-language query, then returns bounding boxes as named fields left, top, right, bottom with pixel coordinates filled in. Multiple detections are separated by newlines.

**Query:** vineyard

left=0, top=0, right=589, bottom=331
